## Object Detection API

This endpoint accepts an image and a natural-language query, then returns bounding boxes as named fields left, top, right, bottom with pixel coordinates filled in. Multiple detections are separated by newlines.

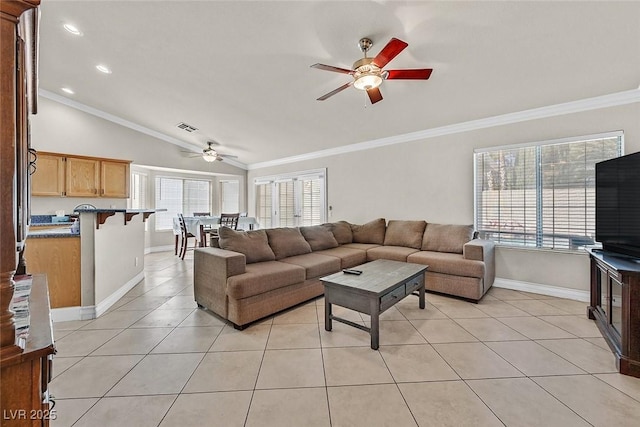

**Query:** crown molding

left=39, top=88, right=639, bottom=173
left=247, top=89, right=640, bottom=170
left=38, top=89, right=249, bottom=170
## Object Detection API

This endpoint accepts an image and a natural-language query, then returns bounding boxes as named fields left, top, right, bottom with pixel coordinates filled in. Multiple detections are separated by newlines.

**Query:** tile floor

left=50, top=251, right=640, bottom=426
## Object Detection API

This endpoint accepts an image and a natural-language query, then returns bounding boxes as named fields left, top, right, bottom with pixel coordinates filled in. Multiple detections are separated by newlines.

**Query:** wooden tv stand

left=587, top=248, right=640, bottom=378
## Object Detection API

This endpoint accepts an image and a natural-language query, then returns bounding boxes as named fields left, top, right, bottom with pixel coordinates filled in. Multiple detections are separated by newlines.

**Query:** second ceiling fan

left=311, top=37, right=433, bottom=105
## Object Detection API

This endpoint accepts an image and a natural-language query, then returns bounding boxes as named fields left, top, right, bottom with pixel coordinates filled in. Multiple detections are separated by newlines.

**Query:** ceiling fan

left=186, top=141, right=238, bottom=163
left=311, top=37, right=432, bottom=104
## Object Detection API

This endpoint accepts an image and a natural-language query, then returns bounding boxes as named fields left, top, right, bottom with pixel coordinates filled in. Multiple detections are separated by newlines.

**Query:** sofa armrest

left=463, top=239, right=494, bottom=261
left=194, top=247, right=246, bottom=319
left=463, top=239, right=496, bottom=290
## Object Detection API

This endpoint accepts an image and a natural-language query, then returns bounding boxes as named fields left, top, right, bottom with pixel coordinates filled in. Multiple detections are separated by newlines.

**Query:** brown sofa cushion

left=266, top=227, right=312, bottom=260
left=351, top=218, right=386, bottom=245
left=218, top=227, right=275, bottom=264
left=407, top=251, right=484, bottom=278
left=315, top=246, right=367, bottom=269
left=384, top=220, right=427, bottom=249
left=367, top=246, right=420, bottom=262
left=227, top=261, right=306, bottom=299
left=300, top=225, right=339, bottom=251
left=421, top=223, right=474, bottom=254
left=280, top=253, right=341, bottom=279
left=325, top=221, right=353, bottom=244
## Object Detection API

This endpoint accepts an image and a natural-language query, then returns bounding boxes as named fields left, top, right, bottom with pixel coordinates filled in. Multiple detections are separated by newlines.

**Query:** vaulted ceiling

left=38, top=1, right=640, bottom=167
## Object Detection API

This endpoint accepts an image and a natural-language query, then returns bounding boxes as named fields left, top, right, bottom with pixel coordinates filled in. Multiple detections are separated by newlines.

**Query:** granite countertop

left=31, top=214, right=74, bottom=226
left=28, top=226, right=79, bottom=239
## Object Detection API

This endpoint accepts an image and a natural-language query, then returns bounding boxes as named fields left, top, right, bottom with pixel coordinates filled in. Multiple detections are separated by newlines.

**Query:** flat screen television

left=595, top=151, right=640, bottom=258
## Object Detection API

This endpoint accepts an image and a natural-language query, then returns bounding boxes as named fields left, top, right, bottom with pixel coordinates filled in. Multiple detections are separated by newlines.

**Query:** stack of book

left=11, top=275, right=32, bottom=340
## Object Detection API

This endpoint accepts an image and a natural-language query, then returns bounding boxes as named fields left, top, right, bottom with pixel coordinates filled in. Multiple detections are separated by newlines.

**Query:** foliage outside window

left=474, top=132, right=622, bottom=250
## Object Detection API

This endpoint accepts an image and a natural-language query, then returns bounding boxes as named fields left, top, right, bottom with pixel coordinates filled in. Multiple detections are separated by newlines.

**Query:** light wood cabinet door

left=66, top=157, right=100, bottom=197
left=31, top=153, right=65, bottom=196
left=25, top=236, right=81, bottom=308
left=101, top=160, right=130, bottom=198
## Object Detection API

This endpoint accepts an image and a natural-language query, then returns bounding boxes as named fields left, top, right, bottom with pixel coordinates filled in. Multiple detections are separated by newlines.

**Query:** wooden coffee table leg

left=325, top=299, right=332, bottom=331
left=419, top=278, right=426, bottom=309
left=370, top=299, right=380, bottom=350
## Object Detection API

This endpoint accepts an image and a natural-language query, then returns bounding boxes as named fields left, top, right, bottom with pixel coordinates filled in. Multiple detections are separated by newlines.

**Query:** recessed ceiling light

left=61, top=87, right=74, bottom=94
left=63, top=23, right=82, bottom=36
left=96, top=64, right=112, bottom=74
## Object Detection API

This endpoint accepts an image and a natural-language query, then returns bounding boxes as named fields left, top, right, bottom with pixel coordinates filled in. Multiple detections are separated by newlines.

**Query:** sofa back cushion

left=351, top=218, right=386, bottom=245
left=384, top=220, right=427, bottom=249
left=422, top=223, right=474, bottom=254
left=218, top=227, right=276, bottom=263
left=325, top=221, right=353, bottom=244
left=266, top=227, right=312, bottom=260
left=300, top=225, right=339, bottom=251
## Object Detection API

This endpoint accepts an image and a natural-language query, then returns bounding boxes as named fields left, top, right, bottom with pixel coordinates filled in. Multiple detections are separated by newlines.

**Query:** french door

left=255, top=169, right=326, bottom=228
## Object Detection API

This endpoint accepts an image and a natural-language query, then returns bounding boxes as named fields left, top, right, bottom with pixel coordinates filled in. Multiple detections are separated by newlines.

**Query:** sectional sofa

left=194, top=218, right=495, bottom=328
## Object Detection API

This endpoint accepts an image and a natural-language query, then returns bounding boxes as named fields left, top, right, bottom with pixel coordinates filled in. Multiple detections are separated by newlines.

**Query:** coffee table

left=321, top=259, right=428, bottom=350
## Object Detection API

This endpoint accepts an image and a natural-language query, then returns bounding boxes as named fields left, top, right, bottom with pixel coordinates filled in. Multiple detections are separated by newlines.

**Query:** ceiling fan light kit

left=195, top=141, right=237, bottom=163
left=311, top=37, right=432, bottom=104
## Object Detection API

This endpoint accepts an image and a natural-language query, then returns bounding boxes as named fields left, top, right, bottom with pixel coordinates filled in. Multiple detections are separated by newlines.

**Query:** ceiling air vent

left=176, top=122, right=199, bottom=133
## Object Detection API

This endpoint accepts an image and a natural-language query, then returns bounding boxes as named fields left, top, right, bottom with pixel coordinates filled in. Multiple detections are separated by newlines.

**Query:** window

left=255, top=169, right=326, bottom=228
left=129, top=171, right=148, bottom=230
left=474, top=132, right=622, bottom=250
left=155, top=177, right=211, bottom=230
left=129, top=171, right=147, bottom=210
left=220, top=180, right=240, bottom=213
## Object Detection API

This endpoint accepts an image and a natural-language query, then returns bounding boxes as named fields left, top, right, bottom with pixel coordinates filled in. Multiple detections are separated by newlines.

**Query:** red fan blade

left=317, top=81, right=353, bottom=101
left=366, top=87, right=383, bottom=104
left=385, top=69, right=433, bottom=80
left=310, top=63, right=354, bottom=74
left=372, top=38, right=408, bottom=68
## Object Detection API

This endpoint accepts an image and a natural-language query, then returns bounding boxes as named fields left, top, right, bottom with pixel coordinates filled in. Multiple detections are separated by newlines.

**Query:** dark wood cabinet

left=588, top=248, right=640, bottom=378
left=1, top=276, right=55, bottom=426
left=1, top=2, right=54, bottom=426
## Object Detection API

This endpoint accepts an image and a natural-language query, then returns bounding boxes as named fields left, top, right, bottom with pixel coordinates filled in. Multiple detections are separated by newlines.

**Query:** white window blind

left=300, top=175, right=323, bottom=226
left=220, top=180, right=240, bottom=213
left=129, top=172, right=147, bottom=210
left=256, top=182, right=272, bottom=229
left=474, top=133, right=622, bottom=250
left=255, top=169, right=326, bottom=228
left=277, top=179, right=296, bottom=227
left=155, top=177, right=211, bottom=231
left=129, top=171, right=148, bottom=230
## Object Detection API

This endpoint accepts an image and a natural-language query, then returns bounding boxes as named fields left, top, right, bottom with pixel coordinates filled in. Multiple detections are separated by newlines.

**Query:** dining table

left=173, top=215, right=259, bottom=247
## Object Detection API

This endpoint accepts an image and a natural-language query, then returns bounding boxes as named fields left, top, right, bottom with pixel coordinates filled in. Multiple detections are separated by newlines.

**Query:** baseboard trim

left=95, top=272, right=145, bottom=317
left=51, top=305, right=96, bottom=323
left=493, top=278, right=590, bottom=302
left=148, top=245, right=175, bottom=253
left=51, top=272, right=145, bottom=322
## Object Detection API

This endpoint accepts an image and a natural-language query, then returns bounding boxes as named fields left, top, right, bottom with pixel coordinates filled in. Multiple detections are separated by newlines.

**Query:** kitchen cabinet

left=31, top=152, right=130, bottom=198
left=24, top=234, right=81, bottom=308
left=66, top=156, right=100, bottom=197
left=101, top=160, right=130, bottom=198
left=30, top=153, right=64, bottom=196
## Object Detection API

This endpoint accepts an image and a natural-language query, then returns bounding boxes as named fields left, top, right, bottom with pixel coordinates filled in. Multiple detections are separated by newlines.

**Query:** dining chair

left=220, top=213, right=240, bottom=230
left=208, top=213, right=240, bottom=243
left=177, top=213, right=198, bottom=259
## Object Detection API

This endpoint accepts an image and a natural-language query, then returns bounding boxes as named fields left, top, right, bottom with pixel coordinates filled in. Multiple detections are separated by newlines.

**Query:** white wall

left=248, top=102, right=640, bottom=293
left=93, top=214, right=145, bottom=304
left=30, top=96, right=247, bottom=249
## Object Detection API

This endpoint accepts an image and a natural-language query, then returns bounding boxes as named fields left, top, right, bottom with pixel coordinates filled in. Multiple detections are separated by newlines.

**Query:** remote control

left=343, top=269, right=362, bottom=275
